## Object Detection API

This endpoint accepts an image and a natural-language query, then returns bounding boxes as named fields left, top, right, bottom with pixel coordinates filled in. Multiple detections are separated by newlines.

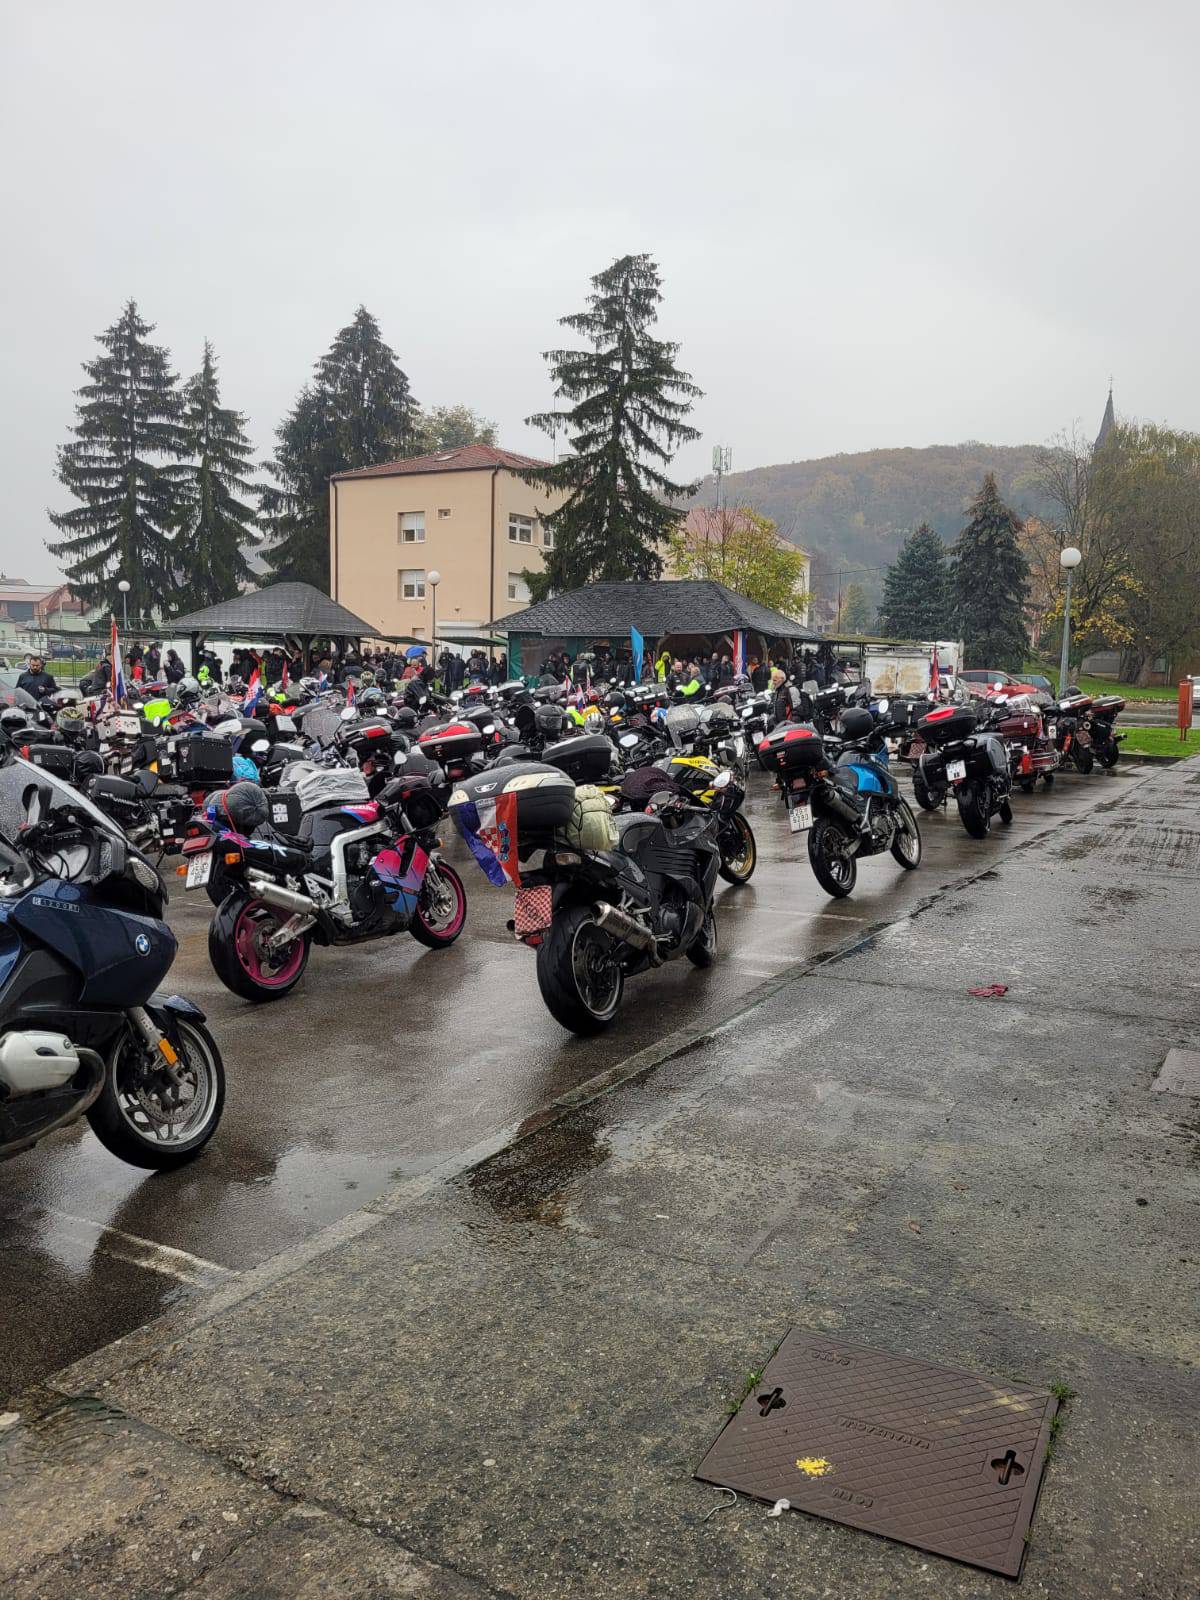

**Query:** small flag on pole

left=346, top=678, right=356, bottom=708
left=243, top=668, right=264, bottom=714
left=930, top=645, right=941, bottom=697
left=732, top=630, right=747, bottom=677
left=110, top=617, right=127, bottom=707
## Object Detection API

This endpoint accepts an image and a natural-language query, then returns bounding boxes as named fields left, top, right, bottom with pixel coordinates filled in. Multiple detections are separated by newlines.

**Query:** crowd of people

left=533, top=641, right=852, bottom=696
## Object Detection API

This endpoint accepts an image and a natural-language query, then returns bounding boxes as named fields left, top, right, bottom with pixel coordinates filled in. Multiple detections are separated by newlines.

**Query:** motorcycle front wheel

left=807, top=817, right=857, bottom=898
left=1098, top=740, right=1120, bottom=769
left=536, top=903, right=625, bottom=1034
left=717, top=812, right=757, bottom=884
left=209, top=892, right=311, bottom=1003
left=1072, top=743, right=1095, bottom=775
left=890, top=798, right=923, bottom=868
left=686, top=901, right=719, bottom=967
left=88, top=1017, right=225, bottom=1170
left=409, top=861, right=467, bottom=949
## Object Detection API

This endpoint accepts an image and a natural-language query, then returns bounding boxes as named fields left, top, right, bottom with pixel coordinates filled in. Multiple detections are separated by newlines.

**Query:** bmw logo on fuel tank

left=135, top=934, right=151, bottom=955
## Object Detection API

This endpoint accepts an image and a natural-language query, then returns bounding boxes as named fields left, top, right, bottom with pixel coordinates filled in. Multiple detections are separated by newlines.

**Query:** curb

left=43, top=765, right=1160, bottom=1401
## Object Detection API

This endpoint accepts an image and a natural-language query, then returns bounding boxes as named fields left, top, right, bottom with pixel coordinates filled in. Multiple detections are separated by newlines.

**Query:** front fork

left=127, top=1005, right=185, bottom=1080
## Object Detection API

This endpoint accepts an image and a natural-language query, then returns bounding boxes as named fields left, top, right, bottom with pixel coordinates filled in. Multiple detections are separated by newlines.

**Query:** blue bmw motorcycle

left=0, top=749, right=224, bottom=1168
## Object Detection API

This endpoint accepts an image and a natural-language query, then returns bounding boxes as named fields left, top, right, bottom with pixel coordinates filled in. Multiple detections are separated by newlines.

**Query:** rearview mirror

left=340, top=707, right=357, bottom=722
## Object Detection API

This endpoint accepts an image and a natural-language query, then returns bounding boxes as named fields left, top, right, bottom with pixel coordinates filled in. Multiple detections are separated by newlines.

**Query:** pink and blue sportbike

left=183, top=769, right=466, bottom=1002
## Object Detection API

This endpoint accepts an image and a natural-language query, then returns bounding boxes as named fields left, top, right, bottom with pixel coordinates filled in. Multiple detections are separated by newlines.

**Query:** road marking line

left=46, top=1210, right=233, bottom=1283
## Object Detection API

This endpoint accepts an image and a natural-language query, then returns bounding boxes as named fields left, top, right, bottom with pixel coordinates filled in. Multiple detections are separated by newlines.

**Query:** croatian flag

left=930, top=646, right=941, bottom=697
left=455, top=790, right=521, bottom=887
left=243, top=668, right=264, bottom=714
left=732, top=630, right=747, bottom=677
left=110, top=617, right=126, bottom=706
left=318, top=669, right=329, bottom=690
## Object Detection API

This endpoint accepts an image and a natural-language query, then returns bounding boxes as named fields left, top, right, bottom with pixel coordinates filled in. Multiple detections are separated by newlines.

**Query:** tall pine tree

left=177, top=342, right=258, bottom=610
left=523, top=254, right=701, bottom=596
left=951, top=474, right=1030, bottom=671
left=48, top=300, right=187, bottom=619
left=262, top=307, right=417, bottom=588
left=878, top=523, right=950, bottom=637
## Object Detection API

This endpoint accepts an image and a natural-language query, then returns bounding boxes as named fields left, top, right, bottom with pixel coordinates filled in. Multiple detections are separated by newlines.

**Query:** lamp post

left=117, top=579, right=130, bottom=636
left=1057, top=546, right=1082, bottom=696
left=427, top=569, right=441, bottom=684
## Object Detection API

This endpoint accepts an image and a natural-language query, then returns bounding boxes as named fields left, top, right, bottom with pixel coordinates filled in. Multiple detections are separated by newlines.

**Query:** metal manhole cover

left=696, top=1329, right=1059, bottom=1578
left=1154, top=1048, right=1200, bottom=1097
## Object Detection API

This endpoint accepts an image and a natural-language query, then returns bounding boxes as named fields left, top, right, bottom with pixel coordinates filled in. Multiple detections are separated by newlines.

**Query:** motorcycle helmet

left=207, top=780, right=268, bottom=835
left=178, top=675, right=200, bottom=697
left=72, top=749, right=105, bottom=783
left=358, top=687, right=385, bottom=709
left=839, top=707, right=875, bottom=741
left=391, top=704, right=418, bottom=731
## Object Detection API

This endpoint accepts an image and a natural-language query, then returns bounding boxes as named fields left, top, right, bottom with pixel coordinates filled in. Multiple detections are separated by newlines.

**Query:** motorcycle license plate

left=731, top=734, right=746, bottom=756
left=185, top=854, right=213, bottom=889
left=788, top=802, right=813, bottom=834
left=1047, top=723, right=1057, bottom=740
left=946, top=759, right=967, bottom=782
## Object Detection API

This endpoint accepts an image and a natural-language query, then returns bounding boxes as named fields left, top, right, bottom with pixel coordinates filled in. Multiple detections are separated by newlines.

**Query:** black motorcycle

left=1084, top=694, right=1125, bottom=768
left=449, top=760, right=720, bottom=1033
left=759, top=707, right=921, bottom=898
left=915, top=705, right=1013, bottom=837
left=0, top=749, right=224, bottom=1168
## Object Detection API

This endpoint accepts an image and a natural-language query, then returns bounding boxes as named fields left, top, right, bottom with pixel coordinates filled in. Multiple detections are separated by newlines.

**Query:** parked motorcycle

left=0, top=749, right=224, bottom=1167
left=449, top=760, right=720, bottom=1033
left=915, top=705, right=1013, bottom=837
left=759, top=707, right=921, bottom=898
left=1084, top=694, right=1125, bottom=768
left=183, top=768, right=466, bottom=1001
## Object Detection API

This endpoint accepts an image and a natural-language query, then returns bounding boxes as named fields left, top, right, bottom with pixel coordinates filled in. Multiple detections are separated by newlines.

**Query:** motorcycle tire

left=911, top=769, right=944, bottom=811
left=536, top=903, right=625, bottom=1034
left=1018, top=776, right=1036, bottom=794
left=686, top=902, right=719, bottom=968
left=956, top=782, right=990, bottom=839
left=1073, top=744, right=1095, bottom=775
left=890, top=799, right=923, bottom=868
left=209, top=891, right=311, bottom=1003
left=409, top=861, right=467, bottom=950
left=1098, top=741, right=1120, bottom=769
left=717, top=812, right=757, bottom=885
left=87, top=1017, right=225, bottom=1170
left=807, top=818, right=857, bottom=898
left=999, top=797, right=1014, bottom=825
left=1042, top=772, right=1056, bottom=789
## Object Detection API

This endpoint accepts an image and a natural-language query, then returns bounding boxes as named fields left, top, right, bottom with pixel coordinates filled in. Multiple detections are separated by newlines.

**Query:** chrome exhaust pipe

left=593, top=901, right=656, bottom=952
left=245, top=872, right=316, bottom=917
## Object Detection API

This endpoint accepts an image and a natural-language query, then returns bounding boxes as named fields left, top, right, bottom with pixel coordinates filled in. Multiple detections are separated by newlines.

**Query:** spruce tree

left=177, top=342, right=258, bottom=609
left=48, top=300, right=187, bottom=619
left=262, top=306, right=417, bottom=588
left=523, top=254, right=701, bottom=596
left=878, top=523, right=950, bottom=637
left=951, top=474, right=1030, bottom=671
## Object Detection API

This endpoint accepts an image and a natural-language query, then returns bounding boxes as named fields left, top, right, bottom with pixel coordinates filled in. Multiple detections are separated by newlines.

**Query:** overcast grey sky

left=3, top=0, right=1197, bottom=581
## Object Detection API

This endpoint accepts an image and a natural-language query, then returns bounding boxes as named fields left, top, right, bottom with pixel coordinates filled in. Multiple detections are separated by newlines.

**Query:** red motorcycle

left=989, top=694, right=1059, bottom=793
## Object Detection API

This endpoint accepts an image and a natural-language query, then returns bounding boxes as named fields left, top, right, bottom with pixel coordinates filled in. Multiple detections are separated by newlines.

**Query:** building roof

left=331, top=444, right=549, bottom=482
left=168, top=582, right=379, bottom=638
left=0, top=582, right=72, bottom=604
left=494, top=579, right=819, bottom=641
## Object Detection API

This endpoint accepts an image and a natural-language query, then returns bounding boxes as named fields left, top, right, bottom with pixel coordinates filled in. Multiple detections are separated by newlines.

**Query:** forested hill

left=693, top=442, right=1055, bottom=584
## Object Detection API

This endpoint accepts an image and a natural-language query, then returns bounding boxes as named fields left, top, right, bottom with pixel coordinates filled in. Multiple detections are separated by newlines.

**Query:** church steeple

left=1095, top=383, right=1115, bottom=450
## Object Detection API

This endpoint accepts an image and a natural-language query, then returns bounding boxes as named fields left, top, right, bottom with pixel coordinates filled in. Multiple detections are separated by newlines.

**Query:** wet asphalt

left=0, top=760, right=1149, bottom=1402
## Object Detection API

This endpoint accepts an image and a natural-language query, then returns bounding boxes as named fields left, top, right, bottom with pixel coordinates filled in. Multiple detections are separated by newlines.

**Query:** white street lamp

left=427, top=569, right=441, bottom=677
left=1058, top=546, right=1082, bottom=697
left=117, top=578, right=131, bottom=635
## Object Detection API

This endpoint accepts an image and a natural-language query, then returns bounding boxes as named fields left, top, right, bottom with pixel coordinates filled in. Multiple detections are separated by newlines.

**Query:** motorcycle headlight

left=713, top=770, right=733, bottom=789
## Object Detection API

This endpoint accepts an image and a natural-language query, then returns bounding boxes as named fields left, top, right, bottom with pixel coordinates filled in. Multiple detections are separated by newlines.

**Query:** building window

left=541, top=520, right=554, bottom=549
left=508, top=513, right=533, bottom=544
left=507, top=571, right=531, bottom=604
left=437, top=508, right=451, bottom=519
left=400, top=568, right=426, bottom=600
left=399, top=511, right=425, bottom=544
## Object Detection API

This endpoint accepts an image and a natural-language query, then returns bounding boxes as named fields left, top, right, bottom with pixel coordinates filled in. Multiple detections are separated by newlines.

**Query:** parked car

left=960, top=669, right=1039, bottom=699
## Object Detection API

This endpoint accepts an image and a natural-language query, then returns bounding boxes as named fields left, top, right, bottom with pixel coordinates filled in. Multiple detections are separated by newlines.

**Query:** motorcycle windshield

left=0, top=754, right=126, bottom=846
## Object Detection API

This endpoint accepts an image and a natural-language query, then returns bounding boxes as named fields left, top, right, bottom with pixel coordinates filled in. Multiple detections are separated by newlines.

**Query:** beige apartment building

left=329, top=444, right=564, bottom=646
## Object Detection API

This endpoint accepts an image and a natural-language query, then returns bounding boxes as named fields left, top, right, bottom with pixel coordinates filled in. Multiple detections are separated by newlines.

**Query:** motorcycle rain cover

left=455, top=790, right=522, bottom=887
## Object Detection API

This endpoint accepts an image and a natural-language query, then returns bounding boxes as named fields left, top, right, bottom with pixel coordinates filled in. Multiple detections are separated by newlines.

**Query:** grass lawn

left=1119, top=726, right=1200, bottom=758
left=1024, top=658, right=1186, bottom=703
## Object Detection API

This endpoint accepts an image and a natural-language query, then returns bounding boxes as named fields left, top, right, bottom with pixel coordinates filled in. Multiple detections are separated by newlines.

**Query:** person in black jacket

left=163, top=648, right=186, bottom=684
left=16, top=655, right=58, bottom=700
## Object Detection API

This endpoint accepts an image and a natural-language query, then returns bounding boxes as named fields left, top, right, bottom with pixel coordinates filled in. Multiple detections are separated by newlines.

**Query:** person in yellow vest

left=655, top=649, right=671, bottom=682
